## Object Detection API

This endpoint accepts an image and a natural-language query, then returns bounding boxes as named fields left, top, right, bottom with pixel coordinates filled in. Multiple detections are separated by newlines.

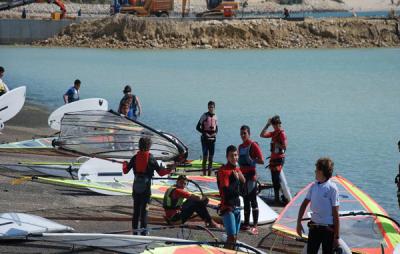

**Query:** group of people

left=63, top=81, right=142, bottom=120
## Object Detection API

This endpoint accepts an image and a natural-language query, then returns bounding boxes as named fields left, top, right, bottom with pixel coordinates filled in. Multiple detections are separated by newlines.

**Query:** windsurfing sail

left=0, top=213, right=74, bottom=238
left=28, top=233, right=263, bottom=254
left=52, top=110, right=188, bottom=162
left=272, top=175, right=400, bottom=254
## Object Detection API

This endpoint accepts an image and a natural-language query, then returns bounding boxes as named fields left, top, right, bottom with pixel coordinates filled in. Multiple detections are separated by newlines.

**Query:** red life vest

left=135, top=151, right=150, bottom=174
left=270, top=130, right=286, bottom=155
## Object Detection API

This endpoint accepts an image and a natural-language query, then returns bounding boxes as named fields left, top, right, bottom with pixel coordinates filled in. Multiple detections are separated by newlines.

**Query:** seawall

left=0, top=18, right=79, bottom=44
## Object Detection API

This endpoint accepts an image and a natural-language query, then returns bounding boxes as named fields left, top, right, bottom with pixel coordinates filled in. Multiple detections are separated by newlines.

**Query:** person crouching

left=163, top=175, right=220, bottom=228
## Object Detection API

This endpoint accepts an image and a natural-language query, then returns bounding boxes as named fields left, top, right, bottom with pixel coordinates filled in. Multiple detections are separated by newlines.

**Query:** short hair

left=271, top=115, right=281, bottom=125
left=316, top=157, right=334, bottom=179
left=177, top=175, right=188, bottom=181
left=123, top=85, right=132, bottom=93
left=0, top=66, right=4, bottom=73
left=240, top=125, right=250, bottom=135
left=208, top=101, right=215, bottom=107
left=74, top=79, right=81, bottom=86
left=226, top=145, right=237, bottom=157
left=138, top=137, right=152, bottom=151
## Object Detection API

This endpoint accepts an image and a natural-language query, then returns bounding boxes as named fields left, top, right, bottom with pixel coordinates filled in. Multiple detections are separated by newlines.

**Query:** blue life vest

left=238, top=143, right=256, bottom=167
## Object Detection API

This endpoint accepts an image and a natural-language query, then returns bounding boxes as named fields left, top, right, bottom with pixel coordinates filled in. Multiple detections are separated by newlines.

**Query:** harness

left=163, top=187, right=185, bottom=209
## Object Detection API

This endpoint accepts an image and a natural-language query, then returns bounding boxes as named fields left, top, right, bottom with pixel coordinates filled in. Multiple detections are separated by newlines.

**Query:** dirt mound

left=33, top=15, right=400, bottom=48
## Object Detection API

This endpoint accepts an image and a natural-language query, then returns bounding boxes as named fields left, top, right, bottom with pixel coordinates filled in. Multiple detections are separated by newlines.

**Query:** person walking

left=63, top=79, right=81, bottom=104
left=296, top=157, right=340, bottom=254
left=196, top=101, right=218, bottom=176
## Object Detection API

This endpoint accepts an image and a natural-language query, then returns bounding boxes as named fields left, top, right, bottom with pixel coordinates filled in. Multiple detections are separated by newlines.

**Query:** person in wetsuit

left=260, top=115, right=288, bottom=204
left=163, top=175, right=220, bottom=228
left=196, top=101, right=218, bottom=176
left=238, top=125, right=264, bottom=235
left=217, top=145, right=245, bottom=250
left=123, top=137, right=173, bottom=235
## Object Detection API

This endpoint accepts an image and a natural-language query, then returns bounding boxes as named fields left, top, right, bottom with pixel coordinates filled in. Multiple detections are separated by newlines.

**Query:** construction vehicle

left=110, top=0, right=173, bottom=17
left=182, top=0, right=238, bottom=18
left=0, top=0, right=66, bottom=19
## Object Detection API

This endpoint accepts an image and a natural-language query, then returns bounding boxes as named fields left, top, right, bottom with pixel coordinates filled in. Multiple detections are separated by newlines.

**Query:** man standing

left=118, top=85, right=142, bottom=121
left=217, top=145, right=245, bottom=250
left=196, top=101, right=218, bottom=176
left=296, top=157, right=340, bottom=254
left=63, top=79, right=81, bottom=104
left=0, top=66, right=10, bottom=96
left=163, top=175, right=220, bottom=228
left=260, top=115, right=288, bottom=203
left=238, top=125, right=264, bottom=235
left=123, top=137, right=173, bottom=235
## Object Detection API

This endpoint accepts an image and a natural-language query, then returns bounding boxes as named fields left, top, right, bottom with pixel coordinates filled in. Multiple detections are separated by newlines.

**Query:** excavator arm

left=0, top=0, right=66, bottom=18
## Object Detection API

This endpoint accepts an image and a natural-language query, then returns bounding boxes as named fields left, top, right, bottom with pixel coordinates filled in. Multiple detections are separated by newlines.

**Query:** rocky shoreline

left=33, top=15, right=400, bottom=49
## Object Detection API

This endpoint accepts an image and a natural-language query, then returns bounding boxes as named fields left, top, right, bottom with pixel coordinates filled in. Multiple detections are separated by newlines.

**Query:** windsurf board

left=0, top=86, right=26, bottom=125
left=48, top=98, right=108, bottom=131
left=0, top=213, right=74, bottom=238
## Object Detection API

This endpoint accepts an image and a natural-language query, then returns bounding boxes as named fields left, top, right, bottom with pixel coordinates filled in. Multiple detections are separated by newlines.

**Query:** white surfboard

left=0, top=86, right=26, bottom=124
left=280, top=170, right=292, bottom=202
left=48, top=98, right=108, bottom=131
left=239, top=196, right=278, bottom=225
left=0, top=213, right=74, bottom=238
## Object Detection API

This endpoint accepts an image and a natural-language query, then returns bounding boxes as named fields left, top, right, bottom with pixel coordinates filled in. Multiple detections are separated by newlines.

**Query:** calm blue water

left=1, top=46, right=399, bottom=221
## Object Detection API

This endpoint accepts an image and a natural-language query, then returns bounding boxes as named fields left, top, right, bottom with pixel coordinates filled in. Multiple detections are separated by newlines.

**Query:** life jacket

left=238, top=142, right=255, bottom=167
left=270, top=130, right=285, bottom=155
left=67, top=87, right=79, bottom=103
left=217, top=165, right=241, bottom=210
left=163, top=186, right=185, bottom=209
left=135, top=151, right=150, bottom=175
left=202, top=113, right=217, bottom=134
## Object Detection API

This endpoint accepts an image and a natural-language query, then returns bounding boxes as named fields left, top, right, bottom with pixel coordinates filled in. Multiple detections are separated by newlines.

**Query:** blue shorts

left=223, top=207, right=241, bottom=236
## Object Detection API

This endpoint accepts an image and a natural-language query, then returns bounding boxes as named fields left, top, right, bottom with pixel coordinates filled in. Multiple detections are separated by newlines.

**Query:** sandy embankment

left=33, top=15, right=400, bottom=49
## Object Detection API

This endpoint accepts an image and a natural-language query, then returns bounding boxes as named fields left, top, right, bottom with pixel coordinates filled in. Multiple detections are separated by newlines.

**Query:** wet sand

left=0, top=103, right=301, bottom=253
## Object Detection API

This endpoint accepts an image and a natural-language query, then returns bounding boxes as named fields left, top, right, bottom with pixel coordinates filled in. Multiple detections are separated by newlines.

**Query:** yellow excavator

left=182, top=0, right=238, bottom=17
left=110, top=0, right=173, bottom=17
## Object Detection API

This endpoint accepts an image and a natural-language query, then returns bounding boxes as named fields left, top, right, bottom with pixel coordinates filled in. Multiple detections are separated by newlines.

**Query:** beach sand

left=0, top=102, right=299, bottom=253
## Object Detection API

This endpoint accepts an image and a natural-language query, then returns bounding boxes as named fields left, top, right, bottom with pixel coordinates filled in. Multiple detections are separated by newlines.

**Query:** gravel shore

left=0, top=102, right=294, bottom=253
